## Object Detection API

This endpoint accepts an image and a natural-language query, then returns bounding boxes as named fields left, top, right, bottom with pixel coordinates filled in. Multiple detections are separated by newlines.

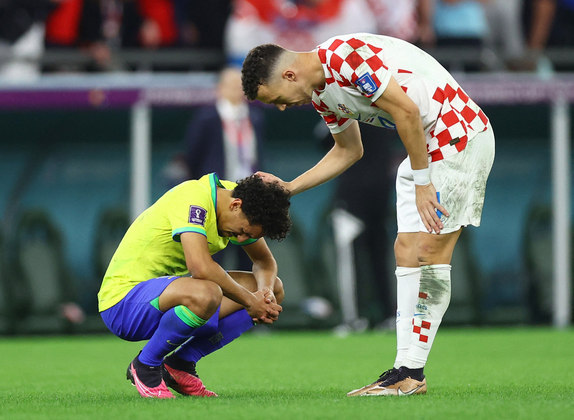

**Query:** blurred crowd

left=1, top=0, right=574, bottom=80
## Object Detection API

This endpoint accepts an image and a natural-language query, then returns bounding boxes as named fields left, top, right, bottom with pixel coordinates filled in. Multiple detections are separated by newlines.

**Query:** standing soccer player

left=98, top=173, right=291, bottom=398
left=242, top=33, right=495, bottom=396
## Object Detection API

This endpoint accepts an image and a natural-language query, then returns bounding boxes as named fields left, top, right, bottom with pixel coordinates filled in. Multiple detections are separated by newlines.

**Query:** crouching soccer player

left=97, top=173, right=291, bottom=399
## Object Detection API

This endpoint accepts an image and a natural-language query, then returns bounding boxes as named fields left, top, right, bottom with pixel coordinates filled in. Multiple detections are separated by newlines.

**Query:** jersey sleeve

left=168, top=184, right=212, bottom=242
left=326, top=38, right=392, bottom=102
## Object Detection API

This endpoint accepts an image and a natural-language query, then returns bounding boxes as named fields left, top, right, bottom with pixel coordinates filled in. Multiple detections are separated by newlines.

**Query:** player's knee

left=180, top=281, right=222, bottom=315
left=274, top=277, right=285, bottom=304
left=394, top=236, right=417, bottom=266
left=416, top=241, right=443, bottom=265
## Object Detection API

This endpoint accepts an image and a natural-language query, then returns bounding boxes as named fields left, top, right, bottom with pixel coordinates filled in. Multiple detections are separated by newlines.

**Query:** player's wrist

left=413, top=168, right=431, bottom=186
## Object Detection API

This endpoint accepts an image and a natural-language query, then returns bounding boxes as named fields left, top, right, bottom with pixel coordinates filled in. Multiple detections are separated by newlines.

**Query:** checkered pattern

left=316, top=37, right=387, bottom=96
left=428, top=84, right=489, bottom=162
left=311, top=34, right=489, bottom=161
left=412, top=318, right=431, bottom=343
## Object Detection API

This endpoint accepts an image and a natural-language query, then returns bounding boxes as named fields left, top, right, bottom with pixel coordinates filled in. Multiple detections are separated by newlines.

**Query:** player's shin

left=403, top=264, right=451, bottom=369
left=174, top=309, right=255, bottom=363
left=138, top=306, right=207, bottom=366
left=394, top=266, right=422, bottom=369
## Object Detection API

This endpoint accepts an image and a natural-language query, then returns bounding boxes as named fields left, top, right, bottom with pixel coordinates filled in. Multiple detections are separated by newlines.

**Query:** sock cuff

left=395, top=266, right=422, bottom=277
left=421, top=264, right=451, bottom=272
left=174, top=305, right=208, bottom=328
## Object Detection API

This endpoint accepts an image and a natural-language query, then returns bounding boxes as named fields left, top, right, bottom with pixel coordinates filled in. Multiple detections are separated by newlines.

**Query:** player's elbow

left=274, top=276, right=285, bottom=304
left=345, top=141, right=363, bottom=163
left=401, top=102, right=421, bottom=123
left=187, top=261, right=214, bottom=281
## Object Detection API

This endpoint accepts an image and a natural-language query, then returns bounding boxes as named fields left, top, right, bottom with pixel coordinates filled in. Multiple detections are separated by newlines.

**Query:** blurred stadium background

left=0, top=0, right=572, bottom=336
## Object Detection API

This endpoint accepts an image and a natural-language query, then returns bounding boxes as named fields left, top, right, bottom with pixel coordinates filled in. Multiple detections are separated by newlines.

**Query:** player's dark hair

left=241, top=44, right=285, bottom=101
left=232, top=175, right=291, bottom=240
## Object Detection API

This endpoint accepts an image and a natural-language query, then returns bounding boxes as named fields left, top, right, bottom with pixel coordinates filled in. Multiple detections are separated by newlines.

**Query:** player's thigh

left=100, top=275, right=179, bottom=341
left=430, top=128, right=495, bottom=233
left=158, top=276, right=222, bottom=313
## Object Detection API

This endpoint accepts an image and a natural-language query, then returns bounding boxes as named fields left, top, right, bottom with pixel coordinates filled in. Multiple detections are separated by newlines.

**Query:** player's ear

left=230, top=198, right=243, bottom=211
left=283, top=70, right=296, bottom=82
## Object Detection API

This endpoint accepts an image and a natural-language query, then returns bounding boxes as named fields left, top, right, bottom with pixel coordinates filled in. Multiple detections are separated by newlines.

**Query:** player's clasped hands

left=415, top=183, right=449, bottom=234
left=248, top=289, right=282, bottom=325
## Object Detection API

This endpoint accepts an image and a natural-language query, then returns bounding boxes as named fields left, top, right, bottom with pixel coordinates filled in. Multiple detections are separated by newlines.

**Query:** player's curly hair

left=232, top=175, right=291, bottom=240
left=241, top=44, right=285, bottom=101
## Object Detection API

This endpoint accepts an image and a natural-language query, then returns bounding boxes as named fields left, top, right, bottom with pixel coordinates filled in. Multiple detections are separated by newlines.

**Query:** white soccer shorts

left=396, top=124, right=495, bottom=234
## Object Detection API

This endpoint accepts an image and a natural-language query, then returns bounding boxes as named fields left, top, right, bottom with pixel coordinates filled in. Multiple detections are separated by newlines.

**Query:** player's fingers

left=436, top=202, right=449, bottom=217
left=422, top=206, right=441, bottom=233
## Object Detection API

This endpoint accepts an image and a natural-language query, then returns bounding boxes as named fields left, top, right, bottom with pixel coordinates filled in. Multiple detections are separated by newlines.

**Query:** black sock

left=400, top=366, right=425, bottom=382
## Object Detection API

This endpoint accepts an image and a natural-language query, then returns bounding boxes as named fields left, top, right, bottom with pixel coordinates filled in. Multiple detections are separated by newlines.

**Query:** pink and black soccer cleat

left=126, top=356, right=175, bottom=399
left=162, top=355, right=218, bottom=397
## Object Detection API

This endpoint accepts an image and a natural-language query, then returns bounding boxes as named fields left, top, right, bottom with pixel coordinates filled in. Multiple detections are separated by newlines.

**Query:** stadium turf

left=0, top=328, right=573, bottom=419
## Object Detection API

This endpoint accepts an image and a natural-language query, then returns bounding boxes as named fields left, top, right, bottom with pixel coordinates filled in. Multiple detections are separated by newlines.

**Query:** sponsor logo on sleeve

left=355, top=73, right=377, bottom=96
left=188, top=205, right=207, bottom=226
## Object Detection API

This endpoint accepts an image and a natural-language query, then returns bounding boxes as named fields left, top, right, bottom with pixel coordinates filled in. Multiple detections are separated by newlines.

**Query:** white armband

left=413, top=168, right=431, bottom=186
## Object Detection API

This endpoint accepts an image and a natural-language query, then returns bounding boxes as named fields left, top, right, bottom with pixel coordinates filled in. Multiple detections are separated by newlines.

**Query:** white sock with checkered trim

left=403, top=264, right=451, bottom=369
left=393, top=266, right=421, bottom=369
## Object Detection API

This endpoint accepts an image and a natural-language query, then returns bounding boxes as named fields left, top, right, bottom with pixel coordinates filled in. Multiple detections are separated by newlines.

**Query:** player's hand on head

left=255, top=171, right=291, bottom=193
left=415, top=183, right=449, bottom=234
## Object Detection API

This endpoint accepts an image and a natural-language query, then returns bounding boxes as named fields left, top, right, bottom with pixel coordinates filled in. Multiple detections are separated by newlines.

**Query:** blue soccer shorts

left=100, top=276, right=180, bottom=341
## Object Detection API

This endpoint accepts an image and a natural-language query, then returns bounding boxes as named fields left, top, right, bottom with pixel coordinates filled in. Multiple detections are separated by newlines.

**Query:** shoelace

left=377, top=368, right=398, bottom=382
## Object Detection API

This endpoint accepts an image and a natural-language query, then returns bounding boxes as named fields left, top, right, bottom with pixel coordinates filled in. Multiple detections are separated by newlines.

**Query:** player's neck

left=301, top=51, right=325, bottom=91
left=216, top=187, right=232, bottom=219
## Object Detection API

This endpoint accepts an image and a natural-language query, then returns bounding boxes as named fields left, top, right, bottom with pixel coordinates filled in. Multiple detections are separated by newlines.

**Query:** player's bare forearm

left=244, top=239, right=279, bottom=301
left=282, top=121, right=363, bottom=195
left=374, top=77, right=428, bottom=170
left=181, top=232, right=255, bottom=308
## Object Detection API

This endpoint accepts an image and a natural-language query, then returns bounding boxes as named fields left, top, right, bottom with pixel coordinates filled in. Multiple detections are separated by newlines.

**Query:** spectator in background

left=483, top=0, right=526, bottom=70
left=0, top=0, right=56, bottom=80
left=44, top=0, right=112, bottom=72
left=366, top=0, right=435, bottom=46
left=173, top=0, right=232, bottom=51
left=432, top=0, right=490, bottom=71
left=224, top=0, right=377, bottom=66
left=522, top=0, right=574, bottom=72
left=121, top=0, right=178, bottom=49
left=180, top=67, right=265, bottom=271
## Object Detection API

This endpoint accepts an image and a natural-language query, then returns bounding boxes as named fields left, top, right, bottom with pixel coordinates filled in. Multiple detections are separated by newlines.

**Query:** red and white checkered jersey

left=312, top=33, right=489, bottom=162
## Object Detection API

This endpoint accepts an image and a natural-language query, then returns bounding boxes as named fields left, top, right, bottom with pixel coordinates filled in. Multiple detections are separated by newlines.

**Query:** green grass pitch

left=1, top=328, right=573, bottom=419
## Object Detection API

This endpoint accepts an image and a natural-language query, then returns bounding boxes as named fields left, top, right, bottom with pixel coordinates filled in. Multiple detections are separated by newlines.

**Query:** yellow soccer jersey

left=97, top=173, right=257, bottom=312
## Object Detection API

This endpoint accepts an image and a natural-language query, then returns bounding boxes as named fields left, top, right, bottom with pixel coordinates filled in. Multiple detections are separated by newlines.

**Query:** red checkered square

left=345, top=51, right=365, bottom=70
left=413, top=325, right=421, bottom=334
left=419, top=335, right=429, bottom=343
left=421, top=320, right=431, bottom=329
left=328, top=39, right=344, bottom=51
left=346, top=37, right=366, bottom=50
left=461, top=105, right=477, bottom=123
left=418, top=292, right=428, bottom=299
left=441, top=109, right=459, bottom=127
left=367, top=43, right=382, bottom=54
left=432, top=87, right=445, bottom=103
left=329, top=53, right=344, bottom=74
left=366, top=54, right=384, bottom=71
